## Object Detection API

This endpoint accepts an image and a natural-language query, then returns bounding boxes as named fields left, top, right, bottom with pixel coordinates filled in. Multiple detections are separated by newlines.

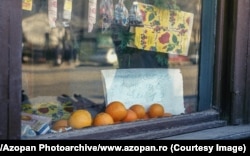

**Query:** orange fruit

left=93, top=112, right=114, bottom=126
left=68, top=109, right=92, bottom=129
left=122, top=109, right=138, bottom=122
left=148, top=103, right=165, bottom=118
left=52, top=119, right=69, bottom=132
left=105, top=101, right=127, bottom=122
left=129, top=104, right=146, bottom=119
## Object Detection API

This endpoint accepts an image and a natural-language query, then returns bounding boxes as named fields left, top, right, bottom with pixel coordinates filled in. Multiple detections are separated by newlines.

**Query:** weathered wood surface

left=0, top=0, right=9, bottom=140
left=234, top=0, right=250, bottom=124
left=116, top=120, right=227, bottom=140
left=0, top=0, right=22, bottom=139
left=8, top=0, right=22, bottom=139
left=31, top=109, right=223, bottom=140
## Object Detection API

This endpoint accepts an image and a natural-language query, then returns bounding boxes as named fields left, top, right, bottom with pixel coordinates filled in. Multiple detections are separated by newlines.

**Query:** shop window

left=21, top=0, right=217, bottom=139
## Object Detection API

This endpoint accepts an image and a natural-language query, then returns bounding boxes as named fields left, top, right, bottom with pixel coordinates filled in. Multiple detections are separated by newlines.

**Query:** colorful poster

left=48, top=0, right=58, bottom=28
left=22, top=0, right=33, bottom=11
left=130, top=2, right=194, bottom=56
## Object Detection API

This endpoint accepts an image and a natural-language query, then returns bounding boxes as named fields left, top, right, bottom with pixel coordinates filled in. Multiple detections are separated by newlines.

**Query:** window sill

left=26, top=109, right=228, bottom=140
left=159, top=124, right=250, bottom=140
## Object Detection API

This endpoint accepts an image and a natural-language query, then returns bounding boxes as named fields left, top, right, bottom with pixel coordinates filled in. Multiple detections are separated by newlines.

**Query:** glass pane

left=21, top=0, right=201, bottom=138
left=173, top=0, right=201, bottom=113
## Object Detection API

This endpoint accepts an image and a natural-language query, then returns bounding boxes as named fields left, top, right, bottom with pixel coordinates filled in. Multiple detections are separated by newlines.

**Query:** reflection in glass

left=22, top=0, right=201, bottom=120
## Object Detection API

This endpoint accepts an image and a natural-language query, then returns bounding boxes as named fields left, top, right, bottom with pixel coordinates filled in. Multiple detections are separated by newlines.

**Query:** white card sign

left=101, top=68, right=185, bottom=115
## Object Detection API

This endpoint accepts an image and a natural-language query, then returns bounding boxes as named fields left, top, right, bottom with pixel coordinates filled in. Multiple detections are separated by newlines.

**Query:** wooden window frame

left=0, top=0, right=250, bottom=140
left=213, top=0, right=250, bottom=125
left=0, top=0, right=22, bottom=139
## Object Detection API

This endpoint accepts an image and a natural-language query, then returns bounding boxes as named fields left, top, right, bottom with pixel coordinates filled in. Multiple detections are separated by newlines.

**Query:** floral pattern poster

left=129, top=2, right=194, bottom=56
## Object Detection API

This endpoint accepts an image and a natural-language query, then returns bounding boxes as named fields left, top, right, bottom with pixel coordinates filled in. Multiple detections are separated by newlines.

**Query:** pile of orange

left=60, top=101, right=171, bottom=131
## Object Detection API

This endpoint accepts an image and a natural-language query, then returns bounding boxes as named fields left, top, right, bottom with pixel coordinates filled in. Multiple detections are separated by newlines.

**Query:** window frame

left=217, top=0, right=250, bottom=124
left=0, top=0, right=22, bottom=140
left=198, top=0, right=217, bottom=111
